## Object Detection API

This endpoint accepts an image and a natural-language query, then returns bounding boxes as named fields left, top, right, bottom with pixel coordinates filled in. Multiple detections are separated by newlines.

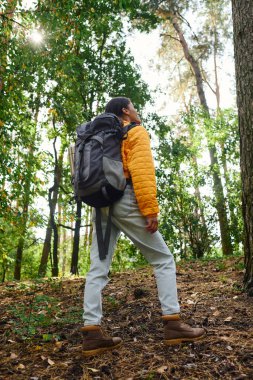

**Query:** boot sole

left=164, top=333, right=205, bottom=346
left=82, top=341, right=122, bottom=357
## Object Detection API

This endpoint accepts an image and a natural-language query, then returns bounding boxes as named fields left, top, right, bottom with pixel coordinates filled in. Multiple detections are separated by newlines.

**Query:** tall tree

left=14, top=102, right=40, bottom=280
left=154, top=112, right=215, bottom=258
left=0, top=0, right=18, bottom=92
left=38, top=127, right=64, bottom=277
left=232, top=0, right=253, bottom=292
left=152, top=0, right=233, bottom=255
left=35, top=0, right=152, bottom=276
left=70, top=200, right=82, bottom=275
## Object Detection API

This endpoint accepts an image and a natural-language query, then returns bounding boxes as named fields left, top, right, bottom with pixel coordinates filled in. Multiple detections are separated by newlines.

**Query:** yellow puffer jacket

left=121, top=123, right=159, bottom=217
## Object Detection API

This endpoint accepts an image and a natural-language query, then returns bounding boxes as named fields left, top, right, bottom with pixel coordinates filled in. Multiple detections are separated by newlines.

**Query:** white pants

left=83, top=184, right=180, bottom=325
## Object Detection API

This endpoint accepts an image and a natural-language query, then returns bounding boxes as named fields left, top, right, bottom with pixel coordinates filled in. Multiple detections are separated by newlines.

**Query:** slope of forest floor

left=0, top=256, right=252, bottom=380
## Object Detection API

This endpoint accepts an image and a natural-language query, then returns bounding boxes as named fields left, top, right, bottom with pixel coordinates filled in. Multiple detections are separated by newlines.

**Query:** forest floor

left=0, top=256, right=252, bottom=380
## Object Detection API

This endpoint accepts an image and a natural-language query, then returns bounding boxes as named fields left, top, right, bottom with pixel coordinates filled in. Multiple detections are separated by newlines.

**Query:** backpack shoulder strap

left=95, top=206, right=113, bottom=260
left=121, top=122, right=138, bottom=136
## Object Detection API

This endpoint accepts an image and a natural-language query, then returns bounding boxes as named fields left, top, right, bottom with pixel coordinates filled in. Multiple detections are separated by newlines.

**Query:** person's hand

left=146, top=216, right=158, bottom=234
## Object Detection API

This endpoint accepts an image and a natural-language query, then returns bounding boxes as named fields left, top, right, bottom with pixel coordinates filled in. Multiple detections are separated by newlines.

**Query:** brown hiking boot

left=162, top=314, right=206, bottom=345
left=80, top=325, right=122, bottom=356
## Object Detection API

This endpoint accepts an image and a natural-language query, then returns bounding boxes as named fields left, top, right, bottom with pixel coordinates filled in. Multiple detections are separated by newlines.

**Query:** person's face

left=122, top=101, right=141, bottom=124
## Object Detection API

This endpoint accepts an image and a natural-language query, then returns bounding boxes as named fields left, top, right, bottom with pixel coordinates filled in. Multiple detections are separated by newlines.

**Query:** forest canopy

left=0, top=0, right=249, bottom=286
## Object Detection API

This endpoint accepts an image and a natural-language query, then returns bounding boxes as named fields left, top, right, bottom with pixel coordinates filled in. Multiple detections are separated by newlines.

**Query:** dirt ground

left=0, top=256, right=252, bottom=379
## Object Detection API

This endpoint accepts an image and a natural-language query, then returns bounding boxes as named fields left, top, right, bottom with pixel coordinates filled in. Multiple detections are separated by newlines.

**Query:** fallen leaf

left=10, top=352, right=18, bottom=359
left=184, top=364, right=197, bottom=369
left=220, top=336, right=231, bottom=341
left=224, top=316, right=233, bottom=322
left=60, top=362, right=69, bottom=367
left=16, top=363, right=25, bottom=369
left=226, top=346, right=233, bottom=351
left=154, top=355, right=163, bottom=361
left=42, top=334, right=53, bottom=342
left=157, top=366, right=168, bottom=374
left=41, top=355, right=46, bottom=361
left=37, top=310, right=47, bottom=315
left=87, top=367, right=99, bottom=373
left=213, top=310, right=220, bottom=316
left=47, top=358, right=55, bottom=365
left=186, top=299, right=194, bottom=305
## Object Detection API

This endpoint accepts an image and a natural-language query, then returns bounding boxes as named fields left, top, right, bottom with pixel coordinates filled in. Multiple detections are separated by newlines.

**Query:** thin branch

left=171, top=56, right=185, bottom=73
left=58, top=224, right=75, bottom=231
left=52, top=117, right=58, bottom=170
left=58, top=223, right=91, bottom=231
left=201, top=67, right=216, bottom=95
left=0, top=7, right=79, bottom=15
left=24, top=237, right=43, bottom=249
left=0, top=13, right=27, bottom=29
left=160, top=33, right=180, bottom=42
left=59, top=185, right=72, bottom=195
left=177, top=11, right=200, bottom=43
left=202, top=77, right=216, bottom=95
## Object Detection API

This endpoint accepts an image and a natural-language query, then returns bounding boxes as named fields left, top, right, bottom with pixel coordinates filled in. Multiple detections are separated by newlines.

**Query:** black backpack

left=70, top=112, right=137, bottom=260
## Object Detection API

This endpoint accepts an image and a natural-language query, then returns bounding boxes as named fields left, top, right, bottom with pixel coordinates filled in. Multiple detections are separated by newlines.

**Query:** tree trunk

left=70, top=200, right=82, bottom=275
left=38, top=222, right=52, bottom=277
left=38, top=181, right=60, bottom=277
left=38, top=134, right=64, bottom=277
left=0, top=0, right=18, bottom=92
left=14, top=235, right=25, bottom=280
left=50, top=183, right=59, bottom=277
left=220, top=141, right=241, bottom=247
left=213, top=27, right=221, bottom=112
left=83, top=205, right=92, bottom=272
left=57, top=195, right=63, bottom=274
left=213, top=30, right=241, bottom=250
left=171, top=15, right=233, bottom=256
left=14, top=204, right=29, bottom=280
left=84, top=205, right=92, bottom=250
left=61, top=211, right=67, bottom=276
left=190, top=125, right=210, bottom=256
left=232, top=0, right=253, bottom=290
left=14, top=104, right=39, bottom=280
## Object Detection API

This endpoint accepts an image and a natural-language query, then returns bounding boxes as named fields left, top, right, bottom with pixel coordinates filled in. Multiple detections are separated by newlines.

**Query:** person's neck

left=121, top=116, right=131, bottom=123
left=119, top=116, right=131, bottom=126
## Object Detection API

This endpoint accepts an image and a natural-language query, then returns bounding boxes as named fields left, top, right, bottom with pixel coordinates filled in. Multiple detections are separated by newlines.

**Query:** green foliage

left=5, top=277, right=83, bottom=338
left=7, top=293, right=60, bottom=338
left=154, top=107, right=242, bottom=259
left=0, top=0, right=155, bottom=280
left=112, top=235, right=148, bottom=272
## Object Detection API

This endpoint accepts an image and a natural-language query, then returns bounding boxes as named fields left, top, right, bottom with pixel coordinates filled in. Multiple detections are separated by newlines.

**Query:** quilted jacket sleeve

left=127, top=126, right=159, bottom=217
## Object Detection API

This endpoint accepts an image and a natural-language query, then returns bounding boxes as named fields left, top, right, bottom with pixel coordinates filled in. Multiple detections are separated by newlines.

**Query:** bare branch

left=0, top=13, right=27, bottom=29
left=25, top=238, right=43, bottom=249
left=58, top=223, right=91, bottom=231
left=177, top=11, right=200, bottom=43
left=59, top=185, right=72, bottom=195
left=58, top=224, right=75, bottom=231
left=200, top=66, right=216, bottom=95
left=160, top=33, right=180, bottom=42
left=173, top=56, right=185, bottom=71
